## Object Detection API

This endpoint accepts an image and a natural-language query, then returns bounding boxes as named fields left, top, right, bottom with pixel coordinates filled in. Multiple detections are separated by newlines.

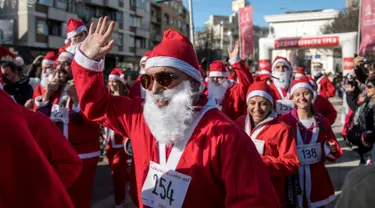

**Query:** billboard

left=239, top=6, right=254, bottom=59
left=359, top=0, right=375, bottom=54
left=0, top=19, right=14, bottom=44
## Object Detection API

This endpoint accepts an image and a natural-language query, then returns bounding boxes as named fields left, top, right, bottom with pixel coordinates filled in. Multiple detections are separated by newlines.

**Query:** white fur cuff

left=74, top=43, right=105, bottom=72
left=34, top=95, right=50, bottom=107
left=229, top=56, right=241, bottom=65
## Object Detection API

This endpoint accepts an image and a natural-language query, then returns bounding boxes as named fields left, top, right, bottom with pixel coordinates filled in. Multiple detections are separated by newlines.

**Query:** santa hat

left=0, top=45, right=15, bottom=61
left=246, top=82, right=274, bottom=105
left=312, top=62, right=323, bottom=68
left=43, top=51, right=57, bottom=65
left=295, top=67, right=306, bottom=79
left=108, top=68, right=126, bottom=85
left=258, top=65, right=272, bottom=75
left=272, top=56, right=291, bottom=71
left=289, top=77, right=315, bottom=96
left=145, top=29, right=203, bottom=86
left=140, top=50, right=152, bottom=65
left=209, top=60, right=228, bottom=77
left=65, top=18, right=87, bottom=44
left=58, top=47, right=73, bottom=60
left=14, top=56, right=24, bottom=66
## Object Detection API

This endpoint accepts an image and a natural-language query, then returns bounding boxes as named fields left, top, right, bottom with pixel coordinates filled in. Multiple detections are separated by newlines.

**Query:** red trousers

left=107, top=146, right=128, bottom=205
left=67, top=157, right=98, bottom=208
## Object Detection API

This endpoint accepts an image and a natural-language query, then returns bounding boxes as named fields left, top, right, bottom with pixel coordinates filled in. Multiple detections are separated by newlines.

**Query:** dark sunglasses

left=140, top=71, right=176, bottom=89
left=54, top=61, right=71, bottom=68
left=367, top=85, right=374, bottom=89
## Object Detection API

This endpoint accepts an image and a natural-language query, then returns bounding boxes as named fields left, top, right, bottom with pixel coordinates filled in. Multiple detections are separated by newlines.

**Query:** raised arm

left=228, top=41, right=253, bottom=88
left=72, top=17, right=137, bottom=137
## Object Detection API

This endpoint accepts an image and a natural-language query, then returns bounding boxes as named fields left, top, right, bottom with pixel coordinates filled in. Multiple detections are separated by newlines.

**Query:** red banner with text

left=274, top=36, right=340, bottom=49
left=239, top=6, right=254, bottom=59
left=359, top=0, right=375, bottom=54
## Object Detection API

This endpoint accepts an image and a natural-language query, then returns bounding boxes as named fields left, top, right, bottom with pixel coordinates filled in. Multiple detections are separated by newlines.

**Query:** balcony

left=85, top=0, right=104, bottom=6
left=103, top=0, right=120, bottom=10
left=129, top=26, right=137, bottom=33
left=151, top=16, right=162, bottom=24
left=36, top=34, right=48, bottom=43
left=135, top=28, right=149, bottom=38
left=48, top=7, right=67, bottom=22
left=136, top=48, right=148, bottom=57
left=48, top=36, right=65, bottom=49
left=129, top=47, right=136, bottom=53
left=35, top=3, right=48, bottom=13
left=130, top=5, right=137, bottom=12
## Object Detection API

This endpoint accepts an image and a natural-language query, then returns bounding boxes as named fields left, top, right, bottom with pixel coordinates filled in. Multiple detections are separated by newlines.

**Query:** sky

left=182, top=0, right=346, bottom=29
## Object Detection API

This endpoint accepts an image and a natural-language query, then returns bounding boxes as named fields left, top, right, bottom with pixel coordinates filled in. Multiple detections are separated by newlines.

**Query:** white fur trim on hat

left=246, top=90, right=273, bottom=104
left=67, top=25, right=88, bottom=40
left=290, top=82, right=314, bottom=96
left=258, top=70, right=271, bottom=75
left=145, top=56, right=203, bottom=84
left=295, top=74, right=304, bottom=78
left=74, top=43, right=105, bottom=72
left=109, top=74, right=126, bottom=85
left=59, top=52, right=74, bottom=60
left=312, top=62, right=322, bottom=67
left=209, top=71, right=229, bottom=78
left=272, top=59, right=291, bottom=71
left=42, top=60, right=54, bottom=65
left=140, top=56, right=148, bottom=65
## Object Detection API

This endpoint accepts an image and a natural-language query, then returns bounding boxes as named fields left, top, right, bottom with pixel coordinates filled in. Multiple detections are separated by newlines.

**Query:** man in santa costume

left=207, top=41, right=253, bottom=120
left=128, top=50, right=152, bottom=99
left=235, top=81, right=299, bottom=207
left=310, top=62, right=335, bottom=98
left=64, top=18, right=88, bottom=54
left=294, top=67, right=306, bottom=80
left=105, top=68, right=129, bottom=207
left=72, top=17, right=280, bottom=208
left=0, top=81, right=74, bottom=207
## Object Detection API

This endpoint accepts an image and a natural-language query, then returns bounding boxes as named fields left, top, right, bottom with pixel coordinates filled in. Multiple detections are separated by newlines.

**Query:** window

left=36, top=19, right=48, bottom=36
left=136, top=38, right=146, bottom=49
left=170, top=17, right=173, bottom=25
left=178, top=7, right=182, bottom=14
left=116, top=12, right=123, bottom=30
left=114, top=33, right=123, bottom=51
left=136, top=0, right=143, bottom=8
left=48, top=20, right=62, bottom=36
left=178, top=20, right=181, bottom=28
left=129, top=15, right=141, bottom=27
left=38, top=0, right=53, bottom=7
left=164, top=13, right=169, bottom=25
left=129, top=35, right=135, bottom=47
left=130, top=0, right=136, bottom=6
left=119, top=0, right=124, bottom=7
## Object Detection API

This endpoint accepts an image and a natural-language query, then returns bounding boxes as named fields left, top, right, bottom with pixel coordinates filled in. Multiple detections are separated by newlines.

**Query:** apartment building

left=0, top=0, right=150, bottom=71
left=150, top=0, right=190, bottom=48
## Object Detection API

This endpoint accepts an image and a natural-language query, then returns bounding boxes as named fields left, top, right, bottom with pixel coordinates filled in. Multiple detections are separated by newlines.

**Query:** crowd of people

left=1, top=16, right=375, bottom=208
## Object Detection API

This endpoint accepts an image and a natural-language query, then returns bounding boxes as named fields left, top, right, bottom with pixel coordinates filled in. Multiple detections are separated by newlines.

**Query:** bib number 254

left=152, top=174, right=175, bottom=206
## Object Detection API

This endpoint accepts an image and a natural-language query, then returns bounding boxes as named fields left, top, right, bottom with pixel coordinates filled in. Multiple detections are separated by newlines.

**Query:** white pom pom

left=64, top=39, right=70, bottom=44
left=15, top=56, right=24, bottom=66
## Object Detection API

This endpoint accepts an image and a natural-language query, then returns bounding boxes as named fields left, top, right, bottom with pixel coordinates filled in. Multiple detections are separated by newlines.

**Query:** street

left=91, top=97, right=360, bottom=208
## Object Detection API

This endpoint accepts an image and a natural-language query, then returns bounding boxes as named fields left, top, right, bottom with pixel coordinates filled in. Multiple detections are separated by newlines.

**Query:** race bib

left=297, top=143, right=322, bottom=165
left=50, top=104, right=69, bottom=123
left=276, top=100, right=295, bottom=115
left=252, top=139, right=265, bottom=155
left=142, top=161, right=192, bottom=208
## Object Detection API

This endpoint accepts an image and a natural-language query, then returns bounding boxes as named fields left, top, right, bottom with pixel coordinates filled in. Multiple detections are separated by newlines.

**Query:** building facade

left=264, top=9, right=341, bottom=74
left=0, top=0, right=150, bottom=71
left=149, top=0, right=190, bottom=48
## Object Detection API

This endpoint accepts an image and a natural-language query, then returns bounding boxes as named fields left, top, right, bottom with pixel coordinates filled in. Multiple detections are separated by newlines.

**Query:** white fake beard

left=143, top=80, right=196, bottom=145
left=311, top=70, right=322, bottom=79
left=208, top=79, right=229, bottom=104
left=272, top=71, right=291, bottom=89
left=40, top=72, right=54, bottom=88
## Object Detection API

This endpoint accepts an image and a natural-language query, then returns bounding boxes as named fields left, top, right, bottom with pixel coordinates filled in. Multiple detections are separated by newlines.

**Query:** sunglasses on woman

left=140, top=71, right=177, bottom=89
left=367, top=85, right=374, bottom=89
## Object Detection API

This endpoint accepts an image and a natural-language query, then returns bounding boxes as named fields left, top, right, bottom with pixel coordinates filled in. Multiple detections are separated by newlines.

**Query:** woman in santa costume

left=279, top=78, right=342, bottom=208
left=235, top=81, right=299, bottom=207
left=105, top=68, right=130, bottom=207
left=72, top=17, right=280, bottom=208
left=310, top=62, right=335, bottom=98
left=207, top=41, right=254, bottom=120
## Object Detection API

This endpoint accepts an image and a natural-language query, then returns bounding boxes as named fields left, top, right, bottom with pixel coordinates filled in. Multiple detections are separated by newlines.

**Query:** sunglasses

left=367, top=85, right=374, bottom=89
left=54, top=61, right=71, bottom=68
left=140, top=71, right=177, bottom=89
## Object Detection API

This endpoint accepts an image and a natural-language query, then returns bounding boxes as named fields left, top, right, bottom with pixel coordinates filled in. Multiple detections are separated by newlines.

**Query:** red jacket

left=33, top=84, right=64, bottom=111
left=22, top=107, right=82, bottom=188
left=279, top=109, right=342, bottom=207
left=314, top=76, right=335, bottom=98
left=128, top=79, right=144, bottom=99
left=313, top=95, right=337, bottom=126
left=0, top=89, right=74, bottom=207
left=236, top=114, right=299, bottom=207
left=71, top=50, right=281, bottom=208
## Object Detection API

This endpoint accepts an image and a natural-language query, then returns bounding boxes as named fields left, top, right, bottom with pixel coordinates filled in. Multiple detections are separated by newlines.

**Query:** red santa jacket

left=279, top=109, right=342, bottom=207
left=33, top=83, right=64, bottom=111
left=128, top=79, right=145, bottom=99
left=220, top=58, right=253, bottom=120
left=235, top=113, right=299, bottom=207
left=0, top=89, right=74, bottom=207
left=71, top=51, right=281, bottom=208
left=22, top=106, right=82, bottom=188
left=313, top=95, right=337, bottom=126
left=314, top=75, right=335, bottom=98
left=36, top=98, right=101, bottom=159
left=269, top=83, right=288, bottom=101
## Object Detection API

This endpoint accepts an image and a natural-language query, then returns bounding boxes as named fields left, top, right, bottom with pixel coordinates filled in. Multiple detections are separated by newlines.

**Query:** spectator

left=1, top=61, right=33, bottom=105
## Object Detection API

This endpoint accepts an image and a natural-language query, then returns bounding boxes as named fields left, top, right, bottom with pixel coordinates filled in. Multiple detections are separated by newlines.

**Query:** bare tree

left=195, top=26, right=221, bottom=70
left=321, top=3, right=359, bottom=34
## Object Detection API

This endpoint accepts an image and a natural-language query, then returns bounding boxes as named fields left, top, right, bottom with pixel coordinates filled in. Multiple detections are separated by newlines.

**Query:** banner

left=359, top=0, right=375, bottom=54
left=274, top=36, right=339, bottom=49
left=238, top=6, right=254, bottom=59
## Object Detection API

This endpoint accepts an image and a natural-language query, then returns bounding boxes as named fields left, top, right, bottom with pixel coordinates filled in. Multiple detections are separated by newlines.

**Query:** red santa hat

left=246, top=82, right=274, bottom=105
left=0, top=45, right=16, bottom=61
left=65, top=18, right=87, bottom=44
left=145, top=29, right=203, bottom=85
left=58, top=47, right=73, bottom=60
left=272, top=56, right=292, bottom=71
left=209, top=60, right=228, bottom=77
left=258, top=64, right=272, bottom=75
left=42, top=51, right=57, bottom=65
left=108, top=68, right=126, bottom=85
left=140, top=50, right=152, bottom=65
left=295, top=67, right=306, bottom=79
left=289, top=77, right=315, bottom=96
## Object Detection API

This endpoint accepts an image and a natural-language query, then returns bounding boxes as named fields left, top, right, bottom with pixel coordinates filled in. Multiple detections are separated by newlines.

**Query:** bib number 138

left=301, top=148, right=317, bottom=159
left=152, top=174, right=175, bottom=205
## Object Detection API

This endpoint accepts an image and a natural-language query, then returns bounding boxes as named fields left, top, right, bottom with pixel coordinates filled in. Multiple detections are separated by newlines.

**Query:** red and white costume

left=208, top=59, right=253, bottom=120
left=128, top=50, right=151, bottom=99
left=295, top=67, right=306, bottom=80
left=72, top=29, right=280, bottom=208
left=310, top=62, right=335, bottom=98
left=64, top=18, right=88, bottom=54
left=235, top=82, right=299, bottom=207
left=279, top=79, right=342, bottom=208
